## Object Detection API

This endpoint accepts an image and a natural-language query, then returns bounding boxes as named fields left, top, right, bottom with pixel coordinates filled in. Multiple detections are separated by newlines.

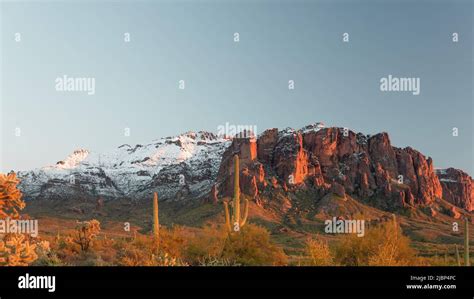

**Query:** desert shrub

left=197, top=255, right=240, bottom=266
left=303, top=237, right=334, bottom=266
left=220, top=224, right=288, bottom=266
left=47, top=233, right=84, bottom=265
left=73, top=219, right=101, bottom=252
left=185, top=225, right=228, bottom=265
left=335, top=219, right=419, bottom=266
left=57, top=235, right=80, bottom=256
left=153, top=252, right=184, bottom=266
left=75, top=250, right=110, bottom=266
left=52, top=226, right=107, bottom=265
left=0, top=172, right=40, bottom=266
left=420, top=253, right=452, bottom=266
left=0, top=234, right=38, bottom=266
left=0, top=172, right=25, bottom=219
left=33, top=252, right=64, bottom=266
left=159, top=226, right=188, bottom=259
left=51, top=234, right=115, bottom=266
left=96, top=238, right=117, bottom=263
left=114, top=234, right=186, bottom=266
left=115, top=236, right=154, bottom=266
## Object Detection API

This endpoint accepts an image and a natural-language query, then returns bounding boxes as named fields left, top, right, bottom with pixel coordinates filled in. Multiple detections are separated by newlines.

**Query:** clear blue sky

left=1, top=0, right=472, bottom=175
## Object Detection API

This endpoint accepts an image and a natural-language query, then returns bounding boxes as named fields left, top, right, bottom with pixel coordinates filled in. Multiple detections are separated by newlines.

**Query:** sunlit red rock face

left=215, top=124, right=470, bottom=211
left=436, top=168, right=473, bottom=212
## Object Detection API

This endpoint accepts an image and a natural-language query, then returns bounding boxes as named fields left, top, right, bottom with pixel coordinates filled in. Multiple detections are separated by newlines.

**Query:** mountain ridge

left=216, top=124, right=473, bottom=213
left=18, top=131, right=230, bottom=201
left=16, top=123, right=473, bottom=215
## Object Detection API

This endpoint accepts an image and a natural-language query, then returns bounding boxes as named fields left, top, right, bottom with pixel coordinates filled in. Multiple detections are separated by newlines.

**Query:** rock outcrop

left=216, top=123, right=459, bottom=211
left=436, top=168, right=473, bottom=212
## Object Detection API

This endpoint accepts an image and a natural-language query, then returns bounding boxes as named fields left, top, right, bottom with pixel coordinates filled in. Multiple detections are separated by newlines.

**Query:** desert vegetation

left=0, top=173, right=50, bottom=266
left=1, top=168, right=472, bottom=267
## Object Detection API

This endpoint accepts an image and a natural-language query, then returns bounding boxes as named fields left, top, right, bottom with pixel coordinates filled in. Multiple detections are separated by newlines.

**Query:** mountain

left=436, top=168, right=474, bottom=212
left=17, top=123, right=473, bottom=214
left=216, top=123, right=473, bottom=213
left=18, top=131, right=230, bottom=201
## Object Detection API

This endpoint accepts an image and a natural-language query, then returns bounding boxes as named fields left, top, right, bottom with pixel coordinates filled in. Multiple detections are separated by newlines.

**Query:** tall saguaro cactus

left=391, top=214, right=397, bottom=230
left=455, top=244, right=461, bottom=266
left=464, top=217, right=470, bottom=266
left=153, top=192, right=160, bottom=246
left=223, top=155, right=249, bottom=233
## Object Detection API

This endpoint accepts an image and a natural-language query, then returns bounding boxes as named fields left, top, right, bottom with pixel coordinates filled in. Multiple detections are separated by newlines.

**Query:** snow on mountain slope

left=15, top=122, right=473, bottom=213
left=17, top=131, right=231, bottom=201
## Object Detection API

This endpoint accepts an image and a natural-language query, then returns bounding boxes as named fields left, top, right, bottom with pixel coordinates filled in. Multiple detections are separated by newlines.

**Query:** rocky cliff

left=216, top=123, right=472, bottom=212
left=436, top=168, right=473, bottom=212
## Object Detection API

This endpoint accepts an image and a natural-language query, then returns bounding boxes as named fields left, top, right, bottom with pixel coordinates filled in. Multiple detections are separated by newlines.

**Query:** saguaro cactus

left=455, top=244, right=461, bottom=266
left=153, top=192, right=160, bottom=246
left=464, top=216, right=470, bottom=266
left=391, top=213, right=399, bottom=240
left=391, top=214, right=397, bottom=228
left=223, top=155, right=249, bottom=233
